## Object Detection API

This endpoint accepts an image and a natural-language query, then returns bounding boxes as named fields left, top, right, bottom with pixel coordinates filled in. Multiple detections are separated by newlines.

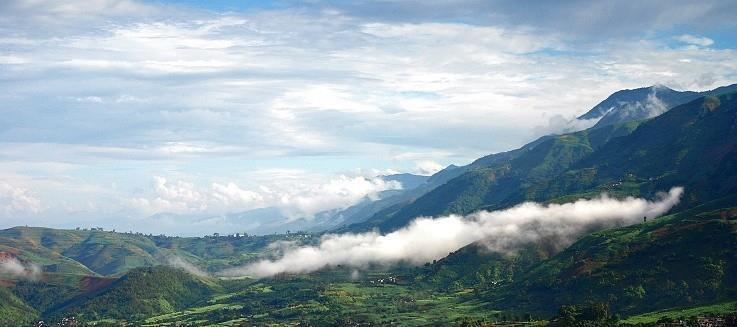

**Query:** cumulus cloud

left=224, top=187, right=683, bottom=277
left=0, top=181, right=42, bottom=215
left=273, top=175, right=402, bottom=218
left=0, top=256, right=42, bottom=280
left=131, top=174, right=401, bottom=219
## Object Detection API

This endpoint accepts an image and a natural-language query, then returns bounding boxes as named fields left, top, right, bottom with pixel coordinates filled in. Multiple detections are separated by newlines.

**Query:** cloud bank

left=226, top=187, right=683, bottom=278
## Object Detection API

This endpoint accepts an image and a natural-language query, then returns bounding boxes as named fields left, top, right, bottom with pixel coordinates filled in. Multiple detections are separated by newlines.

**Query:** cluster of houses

left=368, top=276, right=401, bottom=285
left=657, top=315, right=737, bottom=327
left=36, top=316, right=78, bottom=327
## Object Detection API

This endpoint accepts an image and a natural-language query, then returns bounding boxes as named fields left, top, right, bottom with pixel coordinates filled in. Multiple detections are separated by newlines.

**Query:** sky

left=0, top=0, right=736, bottom=235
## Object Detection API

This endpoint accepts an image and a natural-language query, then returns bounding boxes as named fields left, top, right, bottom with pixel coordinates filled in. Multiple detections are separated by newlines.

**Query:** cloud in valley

left=225, top=187, right=683, bottom=277
left=0, top=256, right=42, bottom=280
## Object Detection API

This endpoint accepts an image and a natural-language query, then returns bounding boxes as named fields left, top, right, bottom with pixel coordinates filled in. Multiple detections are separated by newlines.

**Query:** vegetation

left=0, top=286, right=38, bottom=326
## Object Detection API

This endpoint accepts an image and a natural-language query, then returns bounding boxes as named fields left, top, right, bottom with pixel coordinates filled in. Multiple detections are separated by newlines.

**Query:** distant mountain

left=142, top=173, right=431, bottom=236
left=578, top=83, right=737, bottom=128
left=382, top=173, right=430, bottom=190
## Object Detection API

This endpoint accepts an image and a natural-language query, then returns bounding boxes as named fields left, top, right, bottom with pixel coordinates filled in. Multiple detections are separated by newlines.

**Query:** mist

left=0, top=257, right=42, bottom=280
left=222, top=187, right=683, bottom=278
left=164, top=255, right=208, bottom=277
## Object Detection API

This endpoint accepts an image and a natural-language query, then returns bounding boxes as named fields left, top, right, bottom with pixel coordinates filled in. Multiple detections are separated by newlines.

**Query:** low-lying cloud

left=0, top=257, right=42, bottom=280
left=165, top=255, right=208, bottom=277
left=225, top=187, right=683, bottom=278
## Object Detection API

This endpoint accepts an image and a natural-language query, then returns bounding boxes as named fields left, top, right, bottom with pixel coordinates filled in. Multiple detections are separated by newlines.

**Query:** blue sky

left=0, top=0, right=736, bottom=235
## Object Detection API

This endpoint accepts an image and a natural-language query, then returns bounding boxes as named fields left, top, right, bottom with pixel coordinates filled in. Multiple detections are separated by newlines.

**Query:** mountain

left=382, top=173, right=430, bottom=190
left=407, top=89, right=737, bottom=315
left=578, top=83, right=737, bottom=128
left=531, top=90, right=737, bottom=208
left=346, top=87, right=737, bottom=234
left=347, top=120, right=643, bottom=233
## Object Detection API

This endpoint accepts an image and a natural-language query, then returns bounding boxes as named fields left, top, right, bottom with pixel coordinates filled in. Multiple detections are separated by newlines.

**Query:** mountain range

left=1, top=83, right=737, bottom=325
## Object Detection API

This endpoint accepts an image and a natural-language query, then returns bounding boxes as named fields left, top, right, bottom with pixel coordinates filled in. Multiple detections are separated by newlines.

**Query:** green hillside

left=0, top=286, right=38, bottom=326
left=379, top=91, right=737, bottom=316
left=489, top=204, right=737, bottom=315
left=55, top=266, right=220, bottom=321
left=0, top=226, right=318, bottom=278
left=351, top=91, right=737, bottom=237
left=353, top=120, right=642, bottom=232
left=0, top=227, right=164, bottom=276
left=555, top=92, right=737, bottom=208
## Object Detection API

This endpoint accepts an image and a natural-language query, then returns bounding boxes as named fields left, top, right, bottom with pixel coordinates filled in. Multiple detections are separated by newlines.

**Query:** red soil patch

left=79, top=276, right=115, bottom=292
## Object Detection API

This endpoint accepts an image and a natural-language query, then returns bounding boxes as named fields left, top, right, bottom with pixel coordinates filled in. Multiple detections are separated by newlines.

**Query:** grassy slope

left=55, top=266, right=220, bottom=321
left=0, top=227, right=163, bottom=276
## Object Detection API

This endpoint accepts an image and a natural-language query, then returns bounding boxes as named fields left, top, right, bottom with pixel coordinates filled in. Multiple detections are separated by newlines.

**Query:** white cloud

left=675, top=34, right=715, bottom=47
left=0, top=256, right=41, bottom=280
left=533, top=114, right=601, bottom=137
left=223, top=187, right=683, bottom=277
left=273, top=175, right=402, bottom=218
left=0, top=181, right=42, bottom=215
left=165, top=255, right=208, bottom=277
left=413, top=160, right=444, bottom=176
left=131, top=174, right=402, bottom=218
